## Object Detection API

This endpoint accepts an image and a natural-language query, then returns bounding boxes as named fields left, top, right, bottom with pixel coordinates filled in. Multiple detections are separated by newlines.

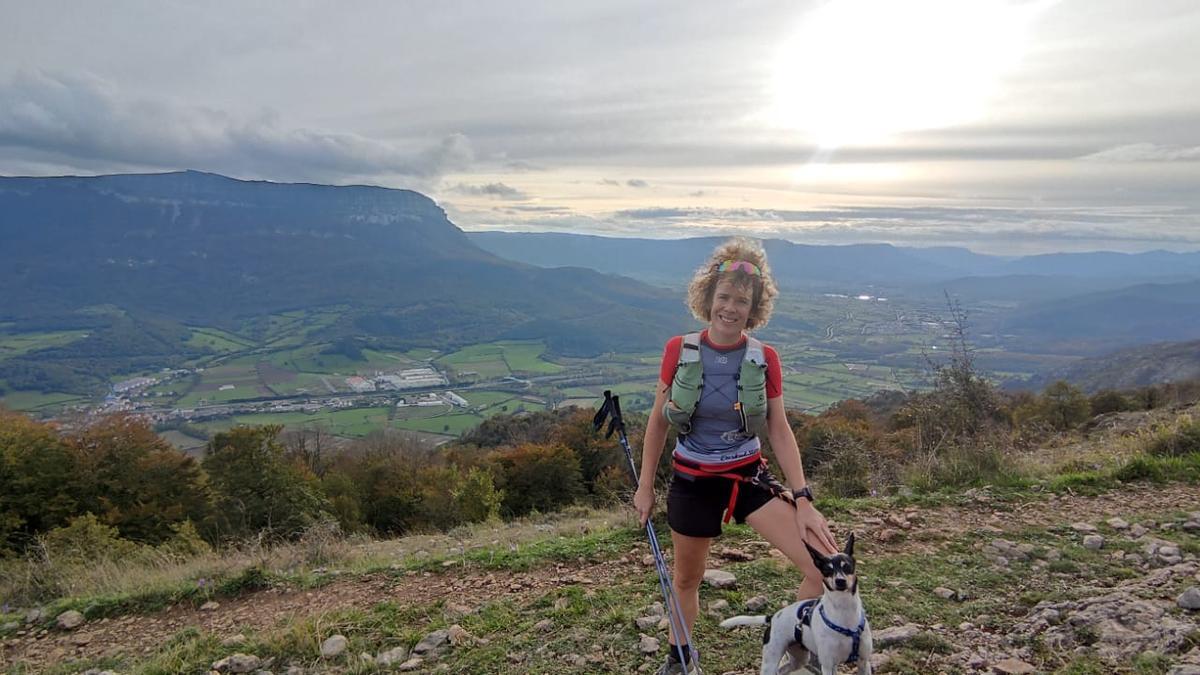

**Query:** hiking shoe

left=655, top=654, right=698, bottom=674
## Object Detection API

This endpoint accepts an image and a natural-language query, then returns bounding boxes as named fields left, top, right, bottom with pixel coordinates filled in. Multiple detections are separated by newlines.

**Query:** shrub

left=40, top=513, right=141, bottom=564
left=1142, top=415, right=1200, bottom=458
left=489, top=443, right=584, bottom=517
left=1089, top=390, right=1133, bottom=416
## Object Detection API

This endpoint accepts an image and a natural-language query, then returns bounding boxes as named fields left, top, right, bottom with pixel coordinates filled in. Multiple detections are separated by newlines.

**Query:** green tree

left=68, top=415, right=210, bottom=544
left=489, top=443, right=584, bottom=517
left=0, top=411, right=79, bottom=553
left=201, top=425, right=329, bottom=540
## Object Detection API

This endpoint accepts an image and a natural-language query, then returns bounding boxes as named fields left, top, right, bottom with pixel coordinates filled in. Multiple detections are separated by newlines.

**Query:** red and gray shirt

left=659, top=330, right=783, bottom=467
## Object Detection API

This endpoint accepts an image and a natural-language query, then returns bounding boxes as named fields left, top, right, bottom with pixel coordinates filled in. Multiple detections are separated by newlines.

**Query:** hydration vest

left=663, top=332, right=769, bottom=437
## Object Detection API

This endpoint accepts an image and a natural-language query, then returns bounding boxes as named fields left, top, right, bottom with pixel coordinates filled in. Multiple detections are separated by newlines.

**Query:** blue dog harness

left=793, top=599, right=868, bottom=664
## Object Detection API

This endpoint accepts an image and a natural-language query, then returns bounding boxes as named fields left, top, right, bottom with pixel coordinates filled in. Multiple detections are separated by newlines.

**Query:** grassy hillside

left=3, top=403, right=1200, bottom=674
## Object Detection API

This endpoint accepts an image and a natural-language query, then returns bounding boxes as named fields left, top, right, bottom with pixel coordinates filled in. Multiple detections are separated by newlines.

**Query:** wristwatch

left=791, top=486, right=814, bottom=502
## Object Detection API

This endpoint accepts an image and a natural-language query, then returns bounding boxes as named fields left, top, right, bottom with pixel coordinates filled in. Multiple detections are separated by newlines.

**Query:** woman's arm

left=765, top=396, right=838, bottom=552
left=633, top=379, right=671, bottom=525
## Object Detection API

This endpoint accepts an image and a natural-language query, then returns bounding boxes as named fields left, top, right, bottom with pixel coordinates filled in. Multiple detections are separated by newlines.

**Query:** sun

left=769, top=0, right=1049, bottom=149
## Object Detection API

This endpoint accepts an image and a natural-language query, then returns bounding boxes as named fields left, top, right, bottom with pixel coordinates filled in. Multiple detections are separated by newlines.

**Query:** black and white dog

left=720, top=534, right=872, bottom=675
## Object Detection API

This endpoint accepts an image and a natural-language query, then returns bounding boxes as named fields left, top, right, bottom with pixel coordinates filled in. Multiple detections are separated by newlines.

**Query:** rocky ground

left=2, top=483, right=1199, bottom=674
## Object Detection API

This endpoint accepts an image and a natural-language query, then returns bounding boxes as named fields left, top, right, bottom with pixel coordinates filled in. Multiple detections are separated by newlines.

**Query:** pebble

left=702, top=569, right=737, bottom=589
left=56, top=611, right=84, bottom=630
left=933, top=587, right=956, bottom=600
left=412, top=629, right=449, bottom=655
left=746, top=595, right=769, bottom=612
left=1130, top=523, right=1149, bottom=538
left=708, top=599, right=730, bottom=614
left=377, top=646, right=408, bottom=666
left=1071, top=522, right=1098, bottom=533
left=398, top=657, right=423, bottom=671
left=1107, top=517, right=1130, bottom=530
left=639, top=634, right=660, bottom=654
left=320, top=635, right=347, bottom=658
left=1178, top=587, right=1200, bottom=611
left=993, top=657, right=1037, bottom=674
left=874, top=623, right=920, bottom=647
left=200, top=601, right=220, bottom=611
left=1083, top=534, right=1105, bottom=550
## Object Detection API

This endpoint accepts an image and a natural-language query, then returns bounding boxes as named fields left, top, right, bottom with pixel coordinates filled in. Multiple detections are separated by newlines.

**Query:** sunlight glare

left=770, top=0, right=1048, bottom=148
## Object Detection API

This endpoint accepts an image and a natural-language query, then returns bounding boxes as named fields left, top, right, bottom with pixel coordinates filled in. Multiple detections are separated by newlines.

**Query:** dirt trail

left=4, top=483, right=1199, bottom=671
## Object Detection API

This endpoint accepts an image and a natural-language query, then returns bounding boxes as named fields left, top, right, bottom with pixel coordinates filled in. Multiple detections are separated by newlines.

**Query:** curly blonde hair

left=686, top=237, right=778, bottom=330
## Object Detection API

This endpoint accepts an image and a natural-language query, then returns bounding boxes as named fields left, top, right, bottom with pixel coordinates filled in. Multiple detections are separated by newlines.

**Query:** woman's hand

left=634, top=485, right=656, bottom=526
left=794, top=500, right=838, bottom=552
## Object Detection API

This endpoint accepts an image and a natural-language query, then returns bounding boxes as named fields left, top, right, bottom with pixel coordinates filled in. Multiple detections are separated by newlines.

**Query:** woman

left=634, top=237, right=837, bottom=674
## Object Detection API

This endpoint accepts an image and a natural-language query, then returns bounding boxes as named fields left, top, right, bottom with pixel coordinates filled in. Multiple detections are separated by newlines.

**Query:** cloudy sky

left=2, top=0, right=1198, bottom=253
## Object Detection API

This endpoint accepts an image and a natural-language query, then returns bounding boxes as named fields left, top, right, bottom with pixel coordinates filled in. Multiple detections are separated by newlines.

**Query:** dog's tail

left=719, top=615, right=768, bottom=629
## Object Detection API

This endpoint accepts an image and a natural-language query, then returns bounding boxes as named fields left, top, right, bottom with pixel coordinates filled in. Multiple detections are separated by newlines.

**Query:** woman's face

left=709, top=278, right=754, bottom=334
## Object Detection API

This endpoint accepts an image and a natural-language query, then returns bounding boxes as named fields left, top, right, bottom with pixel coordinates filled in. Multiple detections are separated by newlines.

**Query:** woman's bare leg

left=667, top=530, right=713, bottom=648
left=745, top=499, right=829, bottom=599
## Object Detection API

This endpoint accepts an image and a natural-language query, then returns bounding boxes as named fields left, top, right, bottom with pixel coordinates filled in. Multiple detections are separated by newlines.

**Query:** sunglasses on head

left=714, top=260, right=762, bottom=276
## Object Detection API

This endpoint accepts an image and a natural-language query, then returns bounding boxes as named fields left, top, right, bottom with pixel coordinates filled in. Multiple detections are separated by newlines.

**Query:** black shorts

left=666, top=462, right=776, bottom=538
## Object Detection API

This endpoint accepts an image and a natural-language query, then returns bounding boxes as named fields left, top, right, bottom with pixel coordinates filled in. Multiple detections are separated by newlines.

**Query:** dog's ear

left=804, top=540, right=827, bottom=566
left=844, top=531, right=855, bottom=557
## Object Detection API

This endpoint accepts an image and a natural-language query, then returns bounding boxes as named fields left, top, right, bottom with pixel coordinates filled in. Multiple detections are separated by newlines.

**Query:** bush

left=1014, top=381, right=1091, bottom=432
left=1143, top=415, right=1200, bottom=458
left=40, top=513, right=141, bottom=564
left=1089, top=390, right=1133, bottom=416
left=489, top=443, right=584, bottom=517
left=812, top=435, right=873, bottom=498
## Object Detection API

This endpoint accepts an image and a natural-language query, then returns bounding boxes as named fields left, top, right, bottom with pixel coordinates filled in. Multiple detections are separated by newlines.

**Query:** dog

left=719, top=533, right=872, bottom=675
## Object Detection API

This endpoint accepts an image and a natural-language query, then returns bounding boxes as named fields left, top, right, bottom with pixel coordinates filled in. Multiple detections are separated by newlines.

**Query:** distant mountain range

left=1024, top=338, right=1200, bottom=392
left=0, top=171, right=686, bottom=356
left=468, top=231, right=1200, bottom=288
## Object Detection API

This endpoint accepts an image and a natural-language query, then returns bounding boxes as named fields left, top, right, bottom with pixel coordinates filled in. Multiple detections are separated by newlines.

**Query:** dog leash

left=594, top=390, right=703, bottom=674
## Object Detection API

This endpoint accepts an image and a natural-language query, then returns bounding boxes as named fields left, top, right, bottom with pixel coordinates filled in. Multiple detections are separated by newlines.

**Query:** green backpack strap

left=663, top=332, right=703, bottom=434
left=736, top=337, right=769, bottom=437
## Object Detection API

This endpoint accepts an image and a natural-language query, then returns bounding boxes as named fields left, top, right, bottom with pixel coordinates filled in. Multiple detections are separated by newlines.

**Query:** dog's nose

left=835, top=579, right=847, bottom=590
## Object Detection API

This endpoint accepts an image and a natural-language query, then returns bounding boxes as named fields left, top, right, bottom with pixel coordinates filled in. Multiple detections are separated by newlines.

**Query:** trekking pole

left=594, top=390, right=702, bottom=673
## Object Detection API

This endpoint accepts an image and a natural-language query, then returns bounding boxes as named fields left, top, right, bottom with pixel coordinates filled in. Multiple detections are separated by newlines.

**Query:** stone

left=702, top=569, right=737, bottom=589
left=1130, top=523, right=1149, bottom=538
left=320, top=635, right=348, bottom=658
left=1071, top=522, right=1098, bottom=533
left=746, top=595, right=769, bottom=612
left=1044, top=547, right=1062, bottom=561
left=359, top=652, right=374, bottom=664
left=933, top=587, right=956, bottom=600
left=993, top=658, right=1037, bottom=674
left=708, top=599, right=730, bottom=613
left=447, top=624, right=471, bottom=646
left=635, top=615, right=660, bottom=630
left=874, top=623, right=920, bottom=647
left=554, top=596, right=570, bottom=611
left=376, top=647, right=408, bottom=666
left=24, top=608, right=44, bottom=624
left=1178, top=587, right=1200, bottom=610
left=71, top=633, right=92, bottom=646
left=412, top=628, right=449, bottom=655
left=221, top=634, right=247, bottom=647
left=397, top=657, right=423, bottom=671
left=285, top=668, right=304, bottom=675
left=1107, top=517, right=1130, bottom=529
left=444, top=602, right=473, bottom=618
left=212, top=654, right=262, bottom=673
left=200, top=600, right=220, bottom=611
left=534, top=619, right=553, bottom=632
left=639, top=634, right=660, bottom=653
left=1184, top=521, right=1200, bottom=532
left=1083, top=534, right=1105, bottom=550
left=877, top=528, right=901, bottom=542
left=718, top=546, right=753, bottom=561
left=55, top=610, right=84, bottom=630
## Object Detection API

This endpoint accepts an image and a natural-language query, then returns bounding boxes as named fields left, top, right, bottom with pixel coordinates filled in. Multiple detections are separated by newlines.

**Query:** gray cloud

left=445, top=182, right=529, bottom=199
left=1080, top=143, right=1200, bottom=162
left=0, top=70, right=473, bottom=181
left=626, top=179, right=650, bottom=188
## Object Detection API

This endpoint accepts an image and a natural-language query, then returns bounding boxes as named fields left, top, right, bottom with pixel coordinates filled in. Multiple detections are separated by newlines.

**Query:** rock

left=642, top=554, right=655, bottom=566
left=877, top=528, right=901, bottom=542
left=200, top=600, right=220, bottom=611
left=359, top=652, right=374, bottom=664
left=447, top=624, right=472, bottom=646
left=24, top=608, right=44, bottom=624
left=635, top=615, right=660, bottom=630
left=1107, top=517, right=1130, bottom=530
left=55, top=610, right=84, bottom=630
left=444, top=602, right=473, bottom=618
left=708, top=599, right=730, bottom=613
left=993, top=658, right=1037, bottom=674
left=221, top=634, right=247, bottom=647
left=376, top=646, right=408, bottom=666
left=933, top=587, right=956, bottom=600
left=1071, top=522, right=1098, bottom=533
left=285, top=667, right=304, bottom=675
left=702, top=569, right=737, bottom=589
left=554, top=597, right=570, bottom=611
left=1168, top=666, right=1200, bottom=675
left=397, top=657, right=423, bottom=671
left=639, top=634, right=660, bottom=654
left=718, top=546, right=753, bottom=561
left=412, top=628, right=450, bottom=655
left=1083, top=534, right=1105, bottom=550
left=746, top=595, right=769, bottom=612
left=1130, top=523, right=1149, bottom=538
left=874, top=623, right=920, bottom=647
left=320, top=635, right=348, bottom=658
left=1044, top=547, right=1062, bottom=561
left=534, top=619, right=554, bottom=632
left=212, top=654, right=262, bottom=673
left=1179, top=587, right=1200, bottom=610
left=71, top=632, right=92, bottom=646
